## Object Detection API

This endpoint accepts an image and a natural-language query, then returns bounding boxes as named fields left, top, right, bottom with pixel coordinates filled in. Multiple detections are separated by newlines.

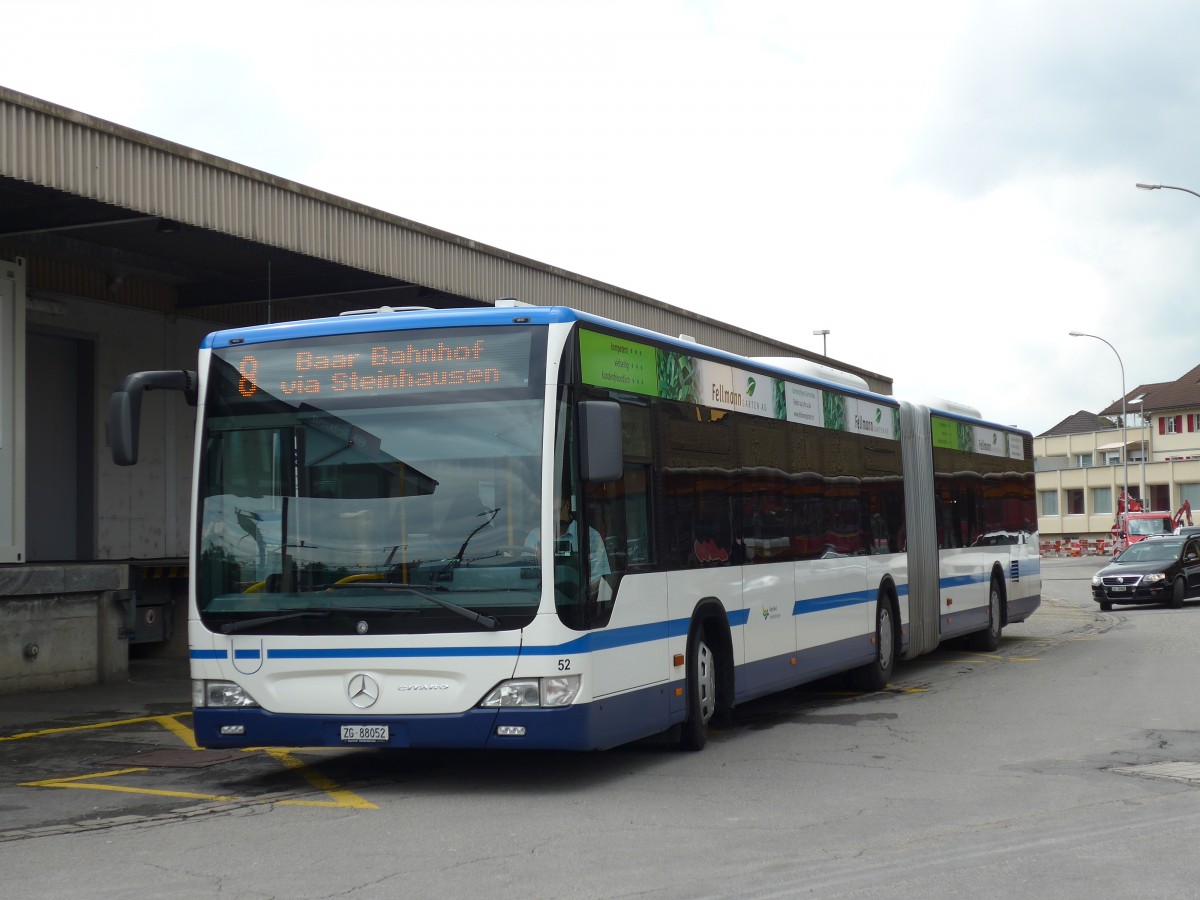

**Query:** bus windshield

left=197, top=327, right=546, bottom=634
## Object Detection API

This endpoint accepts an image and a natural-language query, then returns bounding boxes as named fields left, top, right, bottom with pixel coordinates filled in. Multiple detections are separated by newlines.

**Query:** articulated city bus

left=110, top=302, right=1040, bottom=751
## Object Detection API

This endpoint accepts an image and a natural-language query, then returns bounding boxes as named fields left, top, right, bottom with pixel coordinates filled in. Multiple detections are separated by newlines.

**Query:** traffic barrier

left=1037, top=538, right=1114, bottom=557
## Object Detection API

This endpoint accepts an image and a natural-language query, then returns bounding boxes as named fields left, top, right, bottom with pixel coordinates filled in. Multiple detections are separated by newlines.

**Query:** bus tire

left=678, top=626, right=717, bottom=752
left=969, top=577, right=1004, bottom=651
left=851, top=594, right=895, bottom=692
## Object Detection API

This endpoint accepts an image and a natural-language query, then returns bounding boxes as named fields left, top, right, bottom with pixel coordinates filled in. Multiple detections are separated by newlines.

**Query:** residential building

left=1035, top=365, right=1200, bottom=541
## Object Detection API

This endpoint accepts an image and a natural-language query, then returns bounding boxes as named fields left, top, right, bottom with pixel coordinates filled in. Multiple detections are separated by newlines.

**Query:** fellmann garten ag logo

left=854, top=405, right=888, bottom=434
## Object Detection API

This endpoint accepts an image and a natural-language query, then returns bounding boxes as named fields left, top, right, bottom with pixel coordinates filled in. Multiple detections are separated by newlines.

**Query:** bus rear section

left=900, top=402, right=1040, bottom=657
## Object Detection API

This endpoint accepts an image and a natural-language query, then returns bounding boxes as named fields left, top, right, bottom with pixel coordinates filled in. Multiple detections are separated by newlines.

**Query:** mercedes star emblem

left=347, top=673, right=380, bottom=709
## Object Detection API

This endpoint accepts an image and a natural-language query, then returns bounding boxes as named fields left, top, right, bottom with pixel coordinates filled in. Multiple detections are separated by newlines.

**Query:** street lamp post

left=1133, top=394, right=1147, bottom=505
left=1136, top=182, right=1200, bottom=200
left=1069, top=331, right=1129, bottom=520
left=1133, top=181, right=1199, bottom=510
left=813, top=329, right=830, bottom=356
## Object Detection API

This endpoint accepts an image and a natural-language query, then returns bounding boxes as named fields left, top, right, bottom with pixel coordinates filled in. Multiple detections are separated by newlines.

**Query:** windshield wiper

left=327, top=583, right=499, bottom=629
left=219, top=605, right=420, bottom=634
left=221, top=609, right=333, bottom=634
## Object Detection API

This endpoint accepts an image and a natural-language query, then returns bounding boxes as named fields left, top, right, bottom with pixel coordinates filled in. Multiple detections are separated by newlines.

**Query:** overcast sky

left=6, top=0, right=1200, bottom=435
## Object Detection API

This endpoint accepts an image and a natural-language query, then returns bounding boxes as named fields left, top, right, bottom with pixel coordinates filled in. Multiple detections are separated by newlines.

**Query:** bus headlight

left=194, top=679, right=260, bottom=708
left=541, top=675, right=582, bottom=707
left=480, top=675, right=582, bottom=708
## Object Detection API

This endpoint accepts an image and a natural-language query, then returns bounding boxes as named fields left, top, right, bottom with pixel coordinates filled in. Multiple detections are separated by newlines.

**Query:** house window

left=1066, top=489, right=1085, bottom=515
left=1040, top=491, right=1059, bottom=516
left=1076, top=453, right=1093, bottom=468
left=1092, top=487, right=1112, bottom=515
left=1103, top=450, right=1121, bottom=466
left=1179, top=484, right=1200, bottom=510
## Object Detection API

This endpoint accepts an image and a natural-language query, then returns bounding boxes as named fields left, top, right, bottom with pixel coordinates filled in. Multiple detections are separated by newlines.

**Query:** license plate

left=340, top=724, right=389, bottom=743
left=1110, top=585, right=1127, bottom=593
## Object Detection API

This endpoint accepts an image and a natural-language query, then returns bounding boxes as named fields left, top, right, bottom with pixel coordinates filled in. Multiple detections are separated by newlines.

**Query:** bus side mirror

left=579, top=400, right=622, bottom=483
left=109, top=370, right=198, bottom=466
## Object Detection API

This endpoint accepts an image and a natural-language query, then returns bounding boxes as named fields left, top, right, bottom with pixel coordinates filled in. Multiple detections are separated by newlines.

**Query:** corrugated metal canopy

left=0, top=85, right=891, bottom=391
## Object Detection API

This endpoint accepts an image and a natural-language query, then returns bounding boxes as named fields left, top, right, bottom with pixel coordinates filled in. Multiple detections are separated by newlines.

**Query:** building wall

left=22, top=292, right=218, bottom=560
left=1035, top=424, right=1200, bottom=541
left=0, top=565, right=132, bottom=694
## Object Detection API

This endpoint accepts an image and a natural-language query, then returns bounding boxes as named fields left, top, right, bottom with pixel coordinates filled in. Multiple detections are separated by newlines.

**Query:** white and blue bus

left=110, top=303, right=1040, bottom=751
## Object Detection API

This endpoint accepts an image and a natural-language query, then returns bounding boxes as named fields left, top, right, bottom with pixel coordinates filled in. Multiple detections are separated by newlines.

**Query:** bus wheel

left=678, top=628, right=716, bottom=752
left=969, top=579, right=1003, bottom=651
left=851, top=597, right=895, bottom=692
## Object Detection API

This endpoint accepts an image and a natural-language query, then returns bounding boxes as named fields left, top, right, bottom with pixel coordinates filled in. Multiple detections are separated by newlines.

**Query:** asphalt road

left=3, top=555, right=1200, bottom=899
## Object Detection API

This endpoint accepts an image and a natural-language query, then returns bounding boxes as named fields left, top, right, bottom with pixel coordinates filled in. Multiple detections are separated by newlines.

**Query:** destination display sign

left=215, top=329, right=534, bottom=402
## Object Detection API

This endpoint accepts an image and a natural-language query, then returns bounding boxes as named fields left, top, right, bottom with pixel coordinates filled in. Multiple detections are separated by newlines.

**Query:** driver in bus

left=525, top=496, right=611, bottom=582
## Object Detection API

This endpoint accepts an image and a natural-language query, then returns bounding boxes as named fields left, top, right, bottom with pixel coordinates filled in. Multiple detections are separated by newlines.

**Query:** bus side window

left=575, top=396, right=654, bottom=580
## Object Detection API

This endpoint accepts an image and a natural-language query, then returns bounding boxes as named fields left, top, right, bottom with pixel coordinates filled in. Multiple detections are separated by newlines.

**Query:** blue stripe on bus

left=527, top=622, right=670, bottom=655
left=193, top=609, right=760, bottom=663
left=940, top=572, right=989, bottom=590
left=792, top=591, right=873, bottom=615
left=191, top=593, right=886, bottom=663
left=199, top=573, right=1022, bottom=664
left=790, top=581, right=912, bottom=618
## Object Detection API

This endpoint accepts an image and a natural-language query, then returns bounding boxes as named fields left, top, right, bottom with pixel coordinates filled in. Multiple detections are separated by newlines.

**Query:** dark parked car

left=1091, top=535, right=1200, bottom=610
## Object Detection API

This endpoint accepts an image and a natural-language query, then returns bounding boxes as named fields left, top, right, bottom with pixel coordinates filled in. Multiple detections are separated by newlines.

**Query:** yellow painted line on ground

left=263, top=749, right=378, bottom=809
left=946, top=652, right=1040, bottom=663
left=23, top=767, right=147, bottom=786
left=155, top=715, right=201, bottom=750
left=14, top=715, right=375, bottom=810
left=20, top=768, right=241, bottom=802
left=0, top=711, right=192, bottom=743
left=808, top=684, right=929, bottom=696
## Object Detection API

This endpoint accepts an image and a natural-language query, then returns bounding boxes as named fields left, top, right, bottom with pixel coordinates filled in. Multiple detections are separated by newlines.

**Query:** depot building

left=0, top=86, right=891, bottom=694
